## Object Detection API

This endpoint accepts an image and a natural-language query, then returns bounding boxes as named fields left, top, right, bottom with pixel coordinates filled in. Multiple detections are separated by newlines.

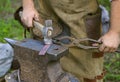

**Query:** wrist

left=23, top=6, right=35, bottom=11
left=22, top=0, right=34, bottom=10
left=108, top=29, right=120, bottom=35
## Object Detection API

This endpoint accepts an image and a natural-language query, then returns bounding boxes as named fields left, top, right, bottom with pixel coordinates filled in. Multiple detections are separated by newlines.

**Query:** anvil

left=5, top=38, right=68, bottom=82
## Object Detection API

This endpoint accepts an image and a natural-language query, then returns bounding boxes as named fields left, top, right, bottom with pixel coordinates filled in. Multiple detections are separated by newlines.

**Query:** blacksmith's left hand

left=98, top=31, right=120, bottom=52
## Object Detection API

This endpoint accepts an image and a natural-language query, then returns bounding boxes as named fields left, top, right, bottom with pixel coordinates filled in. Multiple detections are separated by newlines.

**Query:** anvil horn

left=4, top=38, right=18, bottom=47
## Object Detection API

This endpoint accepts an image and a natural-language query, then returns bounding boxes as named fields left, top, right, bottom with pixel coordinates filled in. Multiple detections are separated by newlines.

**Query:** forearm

left=109, top=0, right=120, bottom=33
left=22, top=0, right=35, bottom=9
left=21, top=0, right=39, bottom=27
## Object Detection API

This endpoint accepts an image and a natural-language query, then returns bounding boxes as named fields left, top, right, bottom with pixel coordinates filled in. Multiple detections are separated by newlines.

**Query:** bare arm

left=22, top=0, right=34, bottom=10
left=21, top=0, right=39, bottom=27
left=99, top=0, right=120, bottom=52
left=110, top=0, right=120, bottom=33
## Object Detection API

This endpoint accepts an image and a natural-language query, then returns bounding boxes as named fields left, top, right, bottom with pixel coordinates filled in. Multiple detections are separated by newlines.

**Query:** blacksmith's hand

left=21, top=6, right=39, bottom=27
left=98, top=31, right=120, bottom=52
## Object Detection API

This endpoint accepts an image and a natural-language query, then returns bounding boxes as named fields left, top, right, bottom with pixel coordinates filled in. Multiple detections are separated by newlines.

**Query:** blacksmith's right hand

left=21, top=7, right=39, bottom=27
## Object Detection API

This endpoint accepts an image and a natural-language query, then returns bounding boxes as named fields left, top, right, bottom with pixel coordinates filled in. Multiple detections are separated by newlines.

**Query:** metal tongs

left=53, top=36, right=101, bottom=49
left=53, top=36, right=120, bottom=52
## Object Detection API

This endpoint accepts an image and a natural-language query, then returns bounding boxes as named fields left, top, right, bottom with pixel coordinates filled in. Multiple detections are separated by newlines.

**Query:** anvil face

left=5, top=38, right=68, bottom=62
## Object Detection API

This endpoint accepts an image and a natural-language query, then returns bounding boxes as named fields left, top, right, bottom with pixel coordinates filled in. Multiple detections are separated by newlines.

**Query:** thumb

left=92, top=37, right=103, bottom=47
left=34, top=14, right=40, bottom=22
left=98, top=37, right=102, bottom=43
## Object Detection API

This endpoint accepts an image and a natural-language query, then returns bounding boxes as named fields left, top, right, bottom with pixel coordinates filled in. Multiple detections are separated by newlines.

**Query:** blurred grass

left=0, top=19, right=23, bottom=42
left=0, top=0, right=13, bottom=13
left=104, top=52, right=120, bottom=82
left=98, top=0, right=111, bottom=11
left=0, top=0, right=120, bottom=82
left=0, top=0, right=23, bottom=42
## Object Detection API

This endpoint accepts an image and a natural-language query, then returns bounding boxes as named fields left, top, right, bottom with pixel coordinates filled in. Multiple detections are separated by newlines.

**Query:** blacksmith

left=20, top=0, right=120, bottom=82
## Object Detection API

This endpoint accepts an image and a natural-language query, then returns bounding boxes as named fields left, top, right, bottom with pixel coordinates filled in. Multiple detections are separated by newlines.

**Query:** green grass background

left=0, top=0, right=23, bottom=42
left=0, top=0, right=120, bottom=82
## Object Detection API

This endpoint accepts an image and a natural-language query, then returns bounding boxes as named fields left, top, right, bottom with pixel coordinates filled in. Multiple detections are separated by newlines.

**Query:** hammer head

left=43, top=20, right=53, bottom=44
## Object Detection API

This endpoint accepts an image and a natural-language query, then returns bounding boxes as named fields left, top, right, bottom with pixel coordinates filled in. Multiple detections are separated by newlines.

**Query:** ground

left=0, top=0, right=120, bottom=82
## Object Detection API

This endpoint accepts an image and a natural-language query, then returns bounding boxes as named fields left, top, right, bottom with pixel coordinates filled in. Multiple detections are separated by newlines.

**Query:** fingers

left=98, top=38, right=116, bottom=52
left=21, top=14, right=40, bottom=27
left=99, top=43, right=117, bottom=52
left=21, top=9, right=40, bottom=28
left=98, top=38, right=102, bottom=43
left=110, top=48, right=116, bottom=52
left=103, top=47, right=109, bottom=52
left=98, top=37, right=118, bottom=52
left=98, top=31, right=120, bottom=53
left=27, top=17, right=33, bottom=27
left=99, top=44, right=105, bottom=52
left=21, top=15, right=33, bottom=27
left=92, top=43, right=99, bottom=47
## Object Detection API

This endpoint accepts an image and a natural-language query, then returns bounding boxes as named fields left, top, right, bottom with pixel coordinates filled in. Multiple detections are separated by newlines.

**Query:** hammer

left=33, top=19, right=53, bottom=44
left=19, top=12, right=53, bottom=55
left=19, top=11, right=53, bottom=45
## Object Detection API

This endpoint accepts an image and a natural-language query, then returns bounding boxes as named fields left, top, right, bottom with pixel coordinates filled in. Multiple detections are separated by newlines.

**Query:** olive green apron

left=34, top=0, right=104, bottom=82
